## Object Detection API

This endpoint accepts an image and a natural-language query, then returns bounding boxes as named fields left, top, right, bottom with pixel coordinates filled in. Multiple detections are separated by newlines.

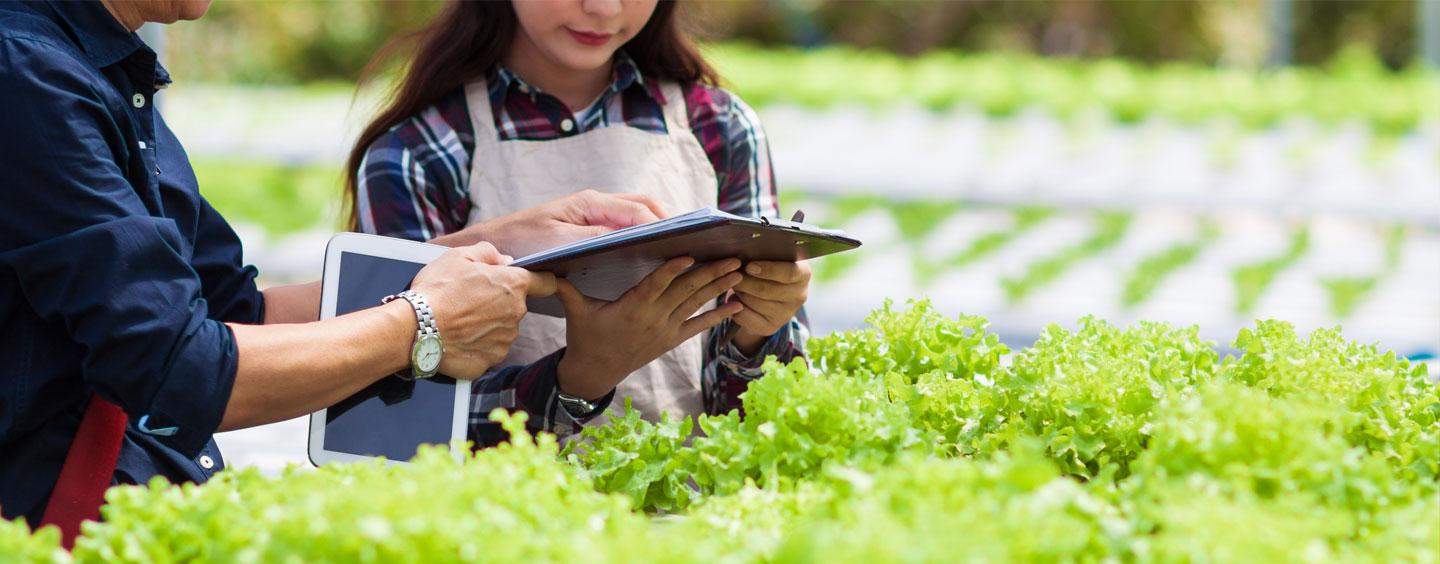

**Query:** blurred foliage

left=888, top=200, right=966, bottom=242
left=1319, top=224, right=1407, bottom=318
left=162, top=0, right=1430, bottom=85
left=705, top=44, right=1438, bottom=135
left=194, top=160, right=343, bottom=236
left=164, top=1, right=442, bottom=84
left=1121, top=220, right=1220, bottom=308
left=1232, top=225, right=1312, bottom=314
left=914, top=206, right=1054, bottom=286
left=1000, top=211, right=1134, bottom=303
left=696, top=0, right=1426, bottom=68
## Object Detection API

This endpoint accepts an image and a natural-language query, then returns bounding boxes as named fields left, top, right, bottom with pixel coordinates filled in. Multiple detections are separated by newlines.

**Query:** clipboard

left=513, top=207, right=861, bottom=317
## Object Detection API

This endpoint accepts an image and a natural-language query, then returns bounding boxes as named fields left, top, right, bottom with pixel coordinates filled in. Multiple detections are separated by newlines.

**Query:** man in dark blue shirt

left=0, top=0, right=681, bottom=536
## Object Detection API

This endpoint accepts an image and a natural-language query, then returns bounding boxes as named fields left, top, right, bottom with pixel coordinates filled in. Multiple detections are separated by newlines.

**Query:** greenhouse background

left=133, top=0, right=1440, bottom=472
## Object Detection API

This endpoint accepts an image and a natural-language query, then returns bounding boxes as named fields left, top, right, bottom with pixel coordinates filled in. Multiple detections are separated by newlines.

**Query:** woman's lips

left=566, top=28, right=613, bottom=47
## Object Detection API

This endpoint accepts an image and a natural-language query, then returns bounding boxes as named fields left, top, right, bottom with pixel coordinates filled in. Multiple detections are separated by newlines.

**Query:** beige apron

left=464, top=79, right=718, bottom=424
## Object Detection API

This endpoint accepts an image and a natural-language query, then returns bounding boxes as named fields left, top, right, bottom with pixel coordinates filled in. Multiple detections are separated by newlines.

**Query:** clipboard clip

left=760, top=210, right=808, bottom=231
left=759, top=210, right=805, bottom=228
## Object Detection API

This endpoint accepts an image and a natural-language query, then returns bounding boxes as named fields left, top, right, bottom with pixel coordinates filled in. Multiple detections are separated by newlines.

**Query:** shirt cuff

left=548, top=348, right=616, bottom=427
left=133, top=318, right=240, bottom=457
left=715, top=318, right=802, bottom=380
left=514, top=349, right=616, bottom=431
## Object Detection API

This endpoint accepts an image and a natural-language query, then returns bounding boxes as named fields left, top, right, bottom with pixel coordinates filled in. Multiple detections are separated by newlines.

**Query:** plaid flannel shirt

left=354, top=53, right=807, bottom=445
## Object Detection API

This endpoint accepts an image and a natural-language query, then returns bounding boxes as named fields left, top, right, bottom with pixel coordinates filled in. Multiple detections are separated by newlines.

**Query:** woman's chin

left=549, top=47, right=620, bottom=74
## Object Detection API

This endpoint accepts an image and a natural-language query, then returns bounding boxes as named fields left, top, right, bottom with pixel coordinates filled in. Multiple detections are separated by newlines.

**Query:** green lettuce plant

left=7, top=301, right=1437, bottom=562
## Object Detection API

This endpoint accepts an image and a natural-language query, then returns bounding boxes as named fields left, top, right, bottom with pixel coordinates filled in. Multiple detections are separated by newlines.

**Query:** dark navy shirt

left=0, top=1, right=264, bottom=524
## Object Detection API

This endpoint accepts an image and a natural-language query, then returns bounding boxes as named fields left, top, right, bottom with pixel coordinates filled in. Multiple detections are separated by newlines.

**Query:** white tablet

left=307, top=233, right=470, bottom=466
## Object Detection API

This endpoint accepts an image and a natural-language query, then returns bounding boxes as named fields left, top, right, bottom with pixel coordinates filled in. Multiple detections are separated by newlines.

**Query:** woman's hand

left=554, top=257, right=745, bottom=400
left=729, top=260, right=812, bottom=355
left=409, top=242, right=556, bottom=379
left=433, top=190, right=669, bottom=257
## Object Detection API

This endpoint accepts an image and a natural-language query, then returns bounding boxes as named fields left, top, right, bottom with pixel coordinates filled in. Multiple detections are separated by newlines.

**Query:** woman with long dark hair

left=346, top=0, right=811, bottom=443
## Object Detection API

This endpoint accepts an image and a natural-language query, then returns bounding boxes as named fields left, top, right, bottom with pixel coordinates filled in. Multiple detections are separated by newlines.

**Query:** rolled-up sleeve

left=187, top=161, right=266, bottom=325
left=0, top=37, right=236, bottom=456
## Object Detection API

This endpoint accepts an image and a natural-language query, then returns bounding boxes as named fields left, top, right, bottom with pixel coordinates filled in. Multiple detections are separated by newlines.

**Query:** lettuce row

left=5, top=301, right=1436, bottom=562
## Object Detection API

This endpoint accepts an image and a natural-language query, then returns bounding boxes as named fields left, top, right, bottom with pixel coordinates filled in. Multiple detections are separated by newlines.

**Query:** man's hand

left=409, top=242, right=556, bottom=378
left=221, top=241, right=554, bottom=431
left=432, top=190, right=669, bottom=257
left=729, top=261, right=812, bottom=355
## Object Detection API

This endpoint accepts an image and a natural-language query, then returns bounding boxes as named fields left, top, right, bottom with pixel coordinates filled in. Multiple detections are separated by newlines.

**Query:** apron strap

left=41, top=395, right=127, bottom=550
left=657, top=81, right=691, bottom=132
left=464, top=78, right=502, bottom=154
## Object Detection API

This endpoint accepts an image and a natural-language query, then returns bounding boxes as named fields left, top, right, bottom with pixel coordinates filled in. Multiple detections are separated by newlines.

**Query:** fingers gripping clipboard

left=511, top=208, right=862, bottom=317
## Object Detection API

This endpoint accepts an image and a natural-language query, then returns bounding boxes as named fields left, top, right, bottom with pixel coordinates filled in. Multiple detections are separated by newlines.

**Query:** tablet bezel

left=307, top=233, right=470, bottom=466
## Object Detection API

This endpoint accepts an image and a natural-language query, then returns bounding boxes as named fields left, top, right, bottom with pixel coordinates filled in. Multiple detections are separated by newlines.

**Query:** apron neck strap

left=464, top=78, right=501, bottom=151
left=657, top=80, right=691, bottom=132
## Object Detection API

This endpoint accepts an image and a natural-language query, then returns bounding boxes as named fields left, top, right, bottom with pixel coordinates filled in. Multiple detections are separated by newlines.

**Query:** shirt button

left=198, top=455, right=215, bottom=469
left=560, top=118, right=574, bottom=133
left=131, top=93, right=146, bottom=108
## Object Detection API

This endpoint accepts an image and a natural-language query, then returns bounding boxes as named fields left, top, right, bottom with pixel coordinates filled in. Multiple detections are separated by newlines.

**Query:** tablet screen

left=323, top=251, right=461, bottom=461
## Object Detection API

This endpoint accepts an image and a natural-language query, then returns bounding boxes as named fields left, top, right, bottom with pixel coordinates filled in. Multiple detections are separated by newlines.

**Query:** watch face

left=414, top=336, right=443, bottom=373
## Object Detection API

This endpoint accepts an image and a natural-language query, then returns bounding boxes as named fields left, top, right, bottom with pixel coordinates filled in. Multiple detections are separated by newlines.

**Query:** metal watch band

left=381, top=290, right=441, bottom=379
left=382, top=290, right=438, bottom=338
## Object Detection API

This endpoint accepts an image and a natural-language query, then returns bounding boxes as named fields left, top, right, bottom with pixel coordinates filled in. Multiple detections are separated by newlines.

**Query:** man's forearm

left=219, top=300, right=414, bottom=431
left=262, top=281, right=322, bottom=324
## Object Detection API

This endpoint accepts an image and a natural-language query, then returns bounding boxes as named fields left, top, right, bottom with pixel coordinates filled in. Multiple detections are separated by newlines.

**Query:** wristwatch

left=382, top=290, right=443, bottom=380
left=556, top=391, right=598, bottom=419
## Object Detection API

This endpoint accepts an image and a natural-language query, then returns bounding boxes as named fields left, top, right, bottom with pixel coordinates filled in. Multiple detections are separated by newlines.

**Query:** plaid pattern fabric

left=355, top=52, right=806, bottom=446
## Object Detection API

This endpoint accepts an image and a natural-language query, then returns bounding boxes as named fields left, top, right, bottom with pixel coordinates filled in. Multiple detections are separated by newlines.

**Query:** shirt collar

left=43, top=0, right=147, bottom=69
left=492, top=51, right=664, bottom=106
left=609, top=51, right=647, bottom=97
